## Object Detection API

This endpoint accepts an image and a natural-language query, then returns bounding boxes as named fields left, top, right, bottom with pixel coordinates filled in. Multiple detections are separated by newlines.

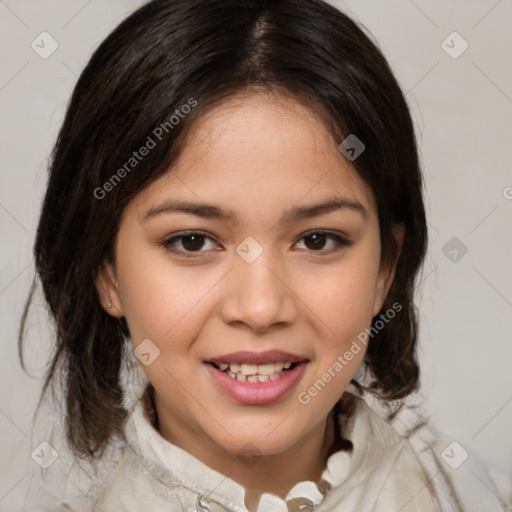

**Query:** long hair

left=19, top=0, right=427, bottom=461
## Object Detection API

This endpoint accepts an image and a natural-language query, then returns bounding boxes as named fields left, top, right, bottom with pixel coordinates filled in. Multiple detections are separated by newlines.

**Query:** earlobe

left=372, top=223, right=405, bottom=317
left=94, top=260, right=124, bottom=317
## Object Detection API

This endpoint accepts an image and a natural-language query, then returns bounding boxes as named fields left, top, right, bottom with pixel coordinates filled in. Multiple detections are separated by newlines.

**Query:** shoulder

left=340, top=385, right=508, bottom=512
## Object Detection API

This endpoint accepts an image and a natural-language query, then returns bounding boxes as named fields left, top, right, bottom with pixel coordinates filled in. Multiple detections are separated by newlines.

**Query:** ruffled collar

left=123, top=383, right=372, bottom=512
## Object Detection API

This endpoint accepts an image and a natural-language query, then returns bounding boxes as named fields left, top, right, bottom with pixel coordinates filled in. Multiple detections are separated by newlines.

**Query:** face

left=96, top=91, right=398, bottom=459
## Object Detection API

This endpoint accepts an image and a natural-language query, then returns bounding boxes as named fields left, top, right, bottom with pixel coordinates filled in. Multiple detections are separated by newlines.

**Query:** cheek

left=115, top=243, right=216, bottom=343
left=303, top=252, right=381, bottom=343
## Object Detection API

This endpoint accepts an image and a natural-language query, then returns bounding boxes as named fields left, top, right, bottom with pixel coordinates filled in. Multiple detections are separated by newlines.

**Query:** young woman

left=20, top=0, right=507, bottom=510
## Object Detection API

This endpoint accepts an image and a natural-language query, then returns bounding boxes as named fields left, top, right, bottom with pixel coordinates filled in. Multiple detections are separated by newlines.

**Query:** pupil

left=305, top=233, right=326, bottom=250
left=183, top=235, right=204, bottom=251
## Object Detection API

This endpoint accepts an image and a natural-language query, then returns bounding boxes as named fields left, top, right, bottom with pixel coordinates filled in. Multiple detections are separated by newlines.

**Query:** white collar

left=122, top=385, right=402, bottom=511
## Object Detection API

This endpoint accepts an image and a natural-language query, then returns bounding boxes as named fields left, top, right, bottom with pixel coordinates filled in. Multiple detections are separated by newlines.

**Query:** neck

left=154, top=394, right=337, bottom=509
left=242, top=411, right=336, bottom=510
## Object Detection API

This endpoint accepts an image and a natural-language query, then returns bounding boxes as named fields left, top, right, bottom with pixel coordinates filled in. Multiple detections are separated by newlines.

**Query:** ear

left=94, top=260, right=124, bottom=317
left=372, top=223, right=405, bottom=317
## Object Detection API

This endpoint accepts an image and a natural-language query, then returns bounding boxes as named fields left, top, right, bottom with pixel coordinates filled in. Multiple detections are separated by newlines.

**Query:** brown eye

left=162, top=231, right=218, bottom=255
left=304, top=233, right=328, bottom=250
left=180, top=234, right=206, bottom=251
left=296, top=231, right=351, bottom=253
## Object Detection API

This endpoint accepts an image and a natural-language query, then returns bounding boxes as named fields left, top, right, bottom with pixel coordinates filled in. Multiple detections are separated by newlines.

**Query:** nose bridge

left=220, top=240, right=296, bottom=331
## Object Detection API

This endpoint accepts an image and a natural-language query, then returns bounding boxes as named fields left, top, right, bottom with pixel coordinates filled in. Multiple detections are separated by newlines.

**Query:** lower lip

left=205, top=362, right=307, bottom=405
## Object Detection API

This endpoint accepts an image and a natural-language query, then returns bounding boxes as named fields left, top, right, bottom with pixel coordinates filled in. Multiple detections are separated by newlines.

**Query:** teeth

left=257, top=363, right=278, bottom=376
left=232, top=369, right=284, bottom=382
left=240, top=364, right=258, bottom=376
left=227, top=361, right=291, bottom=375
left=216, top=361, right=297, bottom=381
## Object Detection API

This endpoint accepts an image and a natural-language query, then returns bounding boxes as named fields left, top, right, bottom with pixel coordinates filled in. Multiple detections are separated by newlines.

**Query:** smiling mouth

left=205, top=356, right=308, bottom=405
left=209, top=361, right=298, bottom=383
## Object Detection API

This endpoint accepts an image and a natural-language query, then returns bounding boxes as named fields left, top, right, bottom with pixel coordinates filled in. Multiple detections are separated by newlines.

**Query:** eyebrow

left=143, top=196, right=368, bottom=223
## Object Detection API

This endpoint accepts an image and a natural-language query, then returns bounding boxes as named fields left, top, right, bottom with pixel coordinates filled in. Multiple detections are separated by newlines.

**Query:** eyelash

left=160, top=230, right=352, bottom=257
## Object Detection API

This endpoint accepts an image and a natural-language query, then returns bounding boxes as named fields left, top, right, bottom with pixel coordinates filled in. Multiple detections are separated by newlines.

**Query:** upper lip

left=206, top=350, right=308, bottom=365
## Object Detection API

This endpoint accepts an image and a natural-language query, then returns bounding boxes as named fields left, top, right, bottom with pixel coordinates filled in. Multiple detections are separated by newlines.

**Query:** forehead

left=130, top=91, right=377, bottom=224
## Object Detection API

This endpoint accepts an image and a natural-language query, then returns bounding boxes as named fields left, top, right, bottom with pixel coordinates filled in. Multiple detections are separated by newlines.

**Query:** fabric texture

left=23, top=357, right=509, bottom=512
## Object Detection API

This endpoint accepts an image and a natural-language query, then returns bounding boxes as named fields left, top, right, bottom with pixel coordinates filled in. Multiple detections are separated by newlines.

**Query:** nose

left=220, top=249, right=298, bottom=333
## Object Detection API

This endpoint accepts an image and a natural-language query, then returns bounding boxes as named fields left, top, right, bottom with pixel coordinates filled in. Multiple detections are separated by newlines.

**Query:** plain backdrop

left=1, top=0, right=511, bottom=510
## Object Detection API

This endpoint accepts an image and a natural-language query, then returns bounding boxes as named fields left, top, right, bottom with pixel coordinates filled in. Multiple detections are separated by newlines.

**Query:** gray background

left=1, top=0, right=511, bottom=509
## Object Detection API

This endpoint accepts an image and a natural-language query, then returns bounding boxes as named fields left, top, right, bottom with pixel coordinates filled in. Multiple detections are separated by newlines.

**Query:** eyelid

left=161, top=230, right=219, bottom=255
left=160, top=229, right=352, bottom=256
left=295, top=230, right=352, bottom=253
left=300, top=229, right=351, bottom=243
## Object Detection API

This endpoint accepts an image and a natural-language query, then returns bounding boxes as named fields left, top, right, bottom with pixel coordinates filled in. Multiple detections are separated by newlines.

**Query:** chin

left=212, top=429, right=300, bottom=458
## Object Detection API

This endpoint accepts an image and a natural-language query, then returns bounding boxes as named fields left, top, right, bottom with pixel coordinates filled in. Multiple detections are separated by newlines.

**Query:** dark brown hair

left=19, top=0, right=427, bottom=460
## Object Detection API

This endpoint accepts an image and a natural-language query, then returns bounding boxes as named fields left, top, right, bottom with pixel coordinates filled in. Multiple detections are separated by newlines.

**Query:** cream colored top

left=90, top=386, right=506, bottom=512
left=25, top=384, right=508, bottom=512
